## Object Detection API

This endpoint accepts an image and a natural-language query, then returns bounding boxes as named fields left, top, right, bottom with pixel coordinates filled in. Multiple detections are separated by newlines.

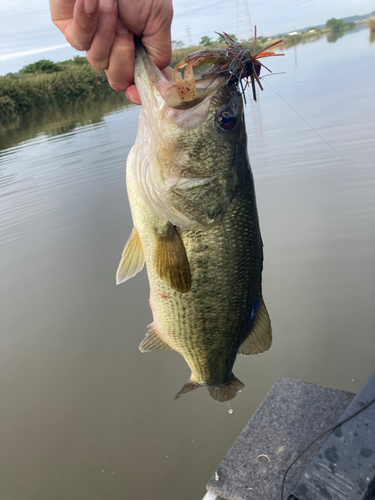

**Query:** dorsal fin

left=139, top=324, right=171, bottom=352
left=116, top=227, right=145, bottom=285
left=154, top=223, right=191, bottom=293
left=238, top=296, right=272, bottom=355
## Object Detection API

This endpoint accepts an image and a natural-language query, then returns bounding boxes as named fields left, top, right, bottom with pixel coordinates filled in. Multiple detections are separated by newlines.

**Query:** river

left=1, top=26, right=374, bottom=500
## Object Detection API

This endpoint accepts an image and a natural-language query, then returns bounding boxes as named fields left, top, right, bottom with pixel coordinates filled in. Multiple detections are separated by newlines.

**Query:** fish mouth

left=134, top=39, right=225, bottom=115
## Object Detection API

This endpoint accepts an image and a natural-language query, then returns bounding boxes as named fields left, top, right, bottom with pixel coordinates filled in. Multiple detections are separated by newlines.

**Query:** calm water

left=1, top=28, right=374, bottom=500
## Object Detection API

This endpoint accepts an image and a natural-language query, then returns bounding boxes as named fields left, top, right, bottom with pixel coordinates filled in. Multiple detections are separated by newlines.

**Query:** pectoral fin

left=116, top=228, right=145, bottom=285
left=154, top=223, right=191, bottom=293
left=238, top=297, right=272, bottom=355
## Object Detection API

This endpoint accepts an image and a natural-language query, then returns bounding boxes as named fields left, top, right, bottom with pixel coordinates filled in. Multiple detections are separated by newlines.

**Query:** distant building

left=308, top=29, right=316, bottom=33
left=288, top=31, right=299, bottom=35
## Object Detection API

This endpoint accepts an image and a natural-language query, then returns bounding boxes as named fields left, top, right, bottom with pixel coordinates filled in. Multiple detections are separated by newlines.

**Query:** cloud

left=0, top=43, right=70, bottom=62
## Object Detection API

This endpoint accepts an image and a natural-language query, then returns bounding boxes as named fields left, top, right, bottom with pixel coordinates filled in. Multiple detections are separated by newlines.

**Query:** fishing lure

left=173, top=26, right=284, bottom=102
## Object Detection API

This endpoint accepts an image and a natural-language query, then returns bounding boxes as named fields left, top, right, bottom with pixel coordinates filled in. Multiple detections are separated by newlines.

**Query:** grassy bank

left=0, top=59, right=113, bottom=118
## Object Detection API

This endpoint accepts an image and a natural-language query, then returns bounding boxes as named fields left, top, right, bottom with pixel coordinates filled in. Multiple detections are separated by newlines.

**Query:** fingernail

left=100, top=0, right=115, bottom=10
left=84, top=0, right=97, bottom=14
left=126, top=91, right=141, bottom=105
left=115, top=19, right=129, bottom=34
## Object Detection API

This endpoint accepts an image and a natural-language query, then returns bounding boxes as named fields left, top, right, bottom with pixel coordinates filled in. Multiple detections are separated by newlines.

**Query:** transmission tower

left=236, top=0, right=253, bottom=41
left=186, top=25, right=193, bottom=47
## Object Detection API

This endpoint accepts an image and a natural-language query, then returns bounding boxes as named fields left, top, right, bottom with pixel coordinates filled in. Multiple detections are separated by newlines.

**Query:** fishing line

left=261, top=79, right=375, bottom=192
left=280, top=394, right=375, bottom=500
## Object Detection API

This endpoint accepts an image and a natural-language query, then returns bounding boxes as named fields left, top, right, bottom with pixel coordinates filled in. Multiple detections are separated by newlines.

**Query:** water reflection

left=0, top=90, right=132, bottom=152
left=327, top=31, right=345, bottom=43
left=282, top=22, right=369, bottom=49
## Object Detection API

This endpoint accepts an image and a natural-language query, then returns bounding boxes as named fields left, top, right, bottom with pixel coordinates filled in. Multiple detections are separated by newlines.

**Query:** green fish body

left=117, top=42, right=271, bottom=402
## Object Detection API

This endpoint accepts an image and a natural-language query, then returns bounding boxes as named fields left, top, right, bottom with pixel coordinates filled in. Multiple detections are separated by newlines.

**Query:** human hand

left=49, top=0, right=173, bottom=104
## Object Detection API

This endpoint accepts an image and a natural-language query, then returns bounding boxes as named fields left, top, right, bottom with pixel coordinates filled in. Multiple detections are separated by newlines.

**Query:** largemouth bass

left=116, top=40, right=272, bottom=403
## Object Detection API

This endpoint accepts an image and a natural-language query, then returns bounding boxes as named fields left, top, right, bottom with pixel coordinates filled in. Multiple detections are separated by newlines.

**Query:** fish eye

left=217, top=108, right=237, bottom=131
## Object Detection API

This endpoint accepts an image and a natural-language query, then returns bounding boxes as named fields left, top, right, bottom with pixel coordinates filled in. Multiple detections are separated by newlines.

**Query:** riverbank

left=0, top=61, right=113, bottom=118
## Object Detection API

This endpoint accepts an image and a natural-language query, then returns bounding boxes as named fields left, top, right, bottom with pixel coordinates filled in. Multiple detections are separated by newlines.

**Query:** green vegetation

left=199, top=35, right=214, bottom=46
left=326, top=17, right=356, bottom=33
left=368, top=17, right=375, bottom=43
left=22, top=59, right=62, bottom=74
left=0, top=56, right=114, bottom=118
left=326, top=18, right=345, bottom=32
left=216, top=33, right=237, bottom=43
left=172, top=40, right=185, bottom=50
left=324, top=17, right=356, bottom=43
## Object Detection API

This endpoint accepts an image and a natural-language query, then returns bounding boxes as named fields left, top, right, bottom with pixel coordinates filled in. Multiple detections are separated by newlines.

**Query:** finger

left=64, top=0, right=99, bottom=51
left=105, top=21, right=135, bottom=92
left=140, top=0, right=174, bottom=70
left=49, top=0, right=75, bottom=27
left=86, top=0, right=117, bottom=70
left=126, top=84, right=141, bottom=105
left=50, top=0, right=75, bottom=33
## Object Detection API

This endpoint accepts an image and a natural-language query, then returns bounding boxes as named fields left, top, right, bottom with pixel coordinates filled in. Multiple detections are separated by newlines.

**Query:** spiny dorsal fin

left=154, top=223, right=191, bottom=293
left=207, top=375, right=244, bottom=403
left=139, top=324, right=171, bottom=352
left=116, top=227, right=145, bottom=285
left=174, top=380, right=201, bottom=400
left=238, top=297, right=272, bottom=355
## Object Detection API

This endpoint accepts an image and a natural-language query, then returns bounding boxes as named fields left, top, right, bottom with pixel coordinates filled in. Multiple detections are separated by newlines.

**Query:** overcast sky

left=0, top=0, right=373, bottom=74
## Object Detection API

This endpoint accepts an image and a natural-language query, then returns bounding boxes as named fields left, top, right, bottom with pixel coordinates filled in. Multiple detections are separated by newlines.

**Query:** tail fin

left=207, top=375, right=244, bottom=403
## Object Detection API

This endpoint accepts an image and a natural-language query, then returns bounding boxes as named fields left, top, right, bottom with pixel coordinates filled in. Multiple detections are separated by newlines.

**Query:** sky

left=0, top=0, right=374, bottom=74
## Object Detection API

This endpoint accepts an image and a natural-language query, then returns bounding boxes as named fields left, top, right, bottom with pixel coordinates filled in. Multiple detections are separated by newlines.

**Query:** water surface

left=1, top=28, right=374, bottom=500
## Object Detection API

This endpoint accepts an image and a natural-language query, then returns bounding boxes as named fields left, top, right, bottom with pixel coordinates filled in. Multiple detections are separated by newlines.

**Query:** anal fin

left=139, top=324, right=171, bottom=352
left=238, top=296, right=272, bottom=355
left=154, top=223, right=191, bottom=293
left=116, top=227, right=145, bottom=285
left=174, top=380, right=201, bottom=400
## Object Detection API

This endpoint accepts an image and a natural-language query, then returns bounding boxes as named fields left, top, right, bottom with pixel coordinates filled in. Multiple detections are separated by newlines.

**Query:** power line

left=0, top=9, right=50, bottom=21
left=0, top=27, right=56, bottom=39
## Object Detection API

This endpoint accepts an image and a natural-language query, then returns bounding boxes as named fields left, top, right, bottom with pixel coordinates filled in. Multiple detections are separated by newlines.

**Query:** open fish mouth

left=134, top=38, right=226, bottom=115
left=133, top=28, right=284, bottom=127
